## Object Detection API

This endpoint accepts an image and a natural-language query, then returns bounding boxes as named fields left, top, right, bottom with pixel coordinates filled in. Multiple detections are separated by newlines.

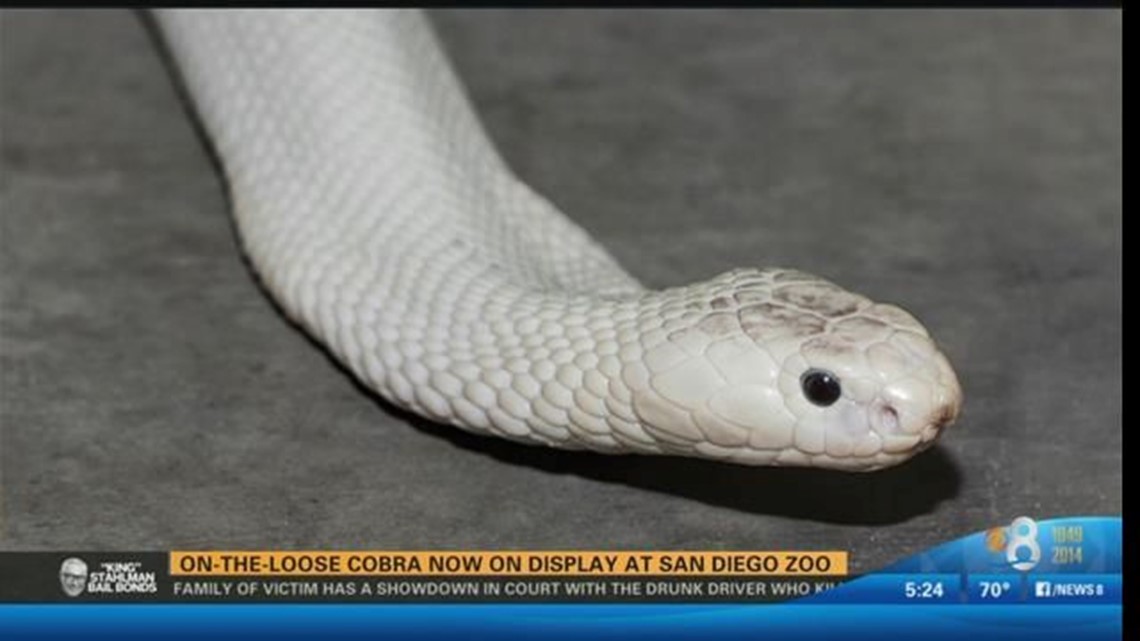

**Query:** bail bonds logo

left=59, top=557, right=88, bottom=597
left=59, top=557, right=158, bottom=596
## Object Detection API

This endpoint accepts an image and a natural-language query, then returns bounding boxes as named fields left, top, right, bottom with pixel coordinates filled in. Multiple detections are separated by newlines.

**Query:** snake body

left=155, top=9, right=962, bottom=471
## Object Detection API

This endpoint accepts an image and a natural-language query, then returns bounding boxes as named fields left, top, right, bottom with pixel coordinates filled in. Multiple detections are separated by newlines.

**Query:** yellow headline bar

left=170, top=551, right=847, bottom=577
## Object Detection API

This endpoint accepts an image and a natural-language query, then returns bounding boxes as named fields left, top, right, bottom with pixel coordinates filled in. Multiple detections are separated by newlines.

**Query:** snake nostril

left=874, top=404, right=900, bottom=434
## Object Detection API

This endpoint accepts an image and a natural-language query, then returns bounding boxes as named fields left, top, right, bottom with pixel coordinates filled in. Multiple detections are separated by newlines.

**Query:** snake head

left=629, top=268, right=962, bottom=471
left=775, top=298, right=963, bottom=470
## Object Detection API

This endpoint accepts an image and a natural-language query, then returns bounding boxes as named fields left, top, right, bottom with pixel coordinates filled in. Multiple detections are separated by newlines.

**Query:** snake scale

left=155, top=9, right=962, bottom=472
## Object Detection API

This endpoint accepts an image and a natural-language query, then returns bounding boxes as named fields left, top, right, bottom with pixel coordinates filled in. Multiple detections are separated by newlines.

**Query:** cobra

left=154, top=9, right=962, bottom=472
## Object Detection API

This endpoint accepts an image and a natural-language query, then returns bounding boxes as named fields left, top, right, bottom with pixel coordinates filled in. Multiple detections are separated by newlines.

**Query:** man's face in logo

left=59, top=557, right=88, bottom=597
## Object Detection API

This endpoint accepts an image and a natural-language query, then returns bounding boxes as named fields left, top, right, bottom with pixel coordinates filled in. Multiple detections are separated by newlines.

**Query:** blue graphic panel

left=880, top=516, right=1120, bottom=575
left=0, top=604, right=1122, bottom=641
left=0, top=516, right=1121, bottom=640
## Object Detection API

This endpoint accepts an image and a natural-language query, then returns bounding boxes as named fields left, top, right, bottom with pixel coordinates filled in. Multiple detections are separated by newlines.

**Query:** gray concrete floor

left=0, top=10, right=1121, bottom=571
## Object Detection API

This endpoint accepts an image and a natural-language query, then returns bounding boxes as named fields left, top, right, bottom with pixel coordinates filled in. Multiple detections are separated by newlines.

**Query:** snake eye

left=801, top=369, right=841, bottom=406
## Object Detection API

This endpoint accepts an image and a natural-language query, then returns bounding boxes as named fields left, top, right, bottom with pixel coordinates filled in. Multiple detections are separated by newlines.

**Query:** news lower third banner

left=0, top=517, right=1121, bottom=640
left=1, top=550, right=847, bottom=603
left=0, top=517, right=1124, bottom=608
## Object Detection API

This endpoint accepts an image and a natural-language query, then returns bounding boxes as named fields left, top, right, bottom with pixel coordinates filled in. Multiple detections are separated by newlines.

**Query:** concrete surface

left=0, top=9, right=1121, bottom=571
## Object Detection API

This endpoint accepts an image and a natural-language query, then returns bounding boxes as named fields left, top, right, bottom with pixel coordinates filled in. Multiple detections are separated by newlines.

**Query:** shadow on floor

left=398, top=407, right=962, bottom=526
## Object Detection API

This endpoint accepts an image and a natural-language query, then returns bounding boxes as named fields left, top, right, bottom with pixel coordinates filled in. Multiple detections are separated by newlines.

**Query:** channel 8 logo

left=985, top=516, right=1041, bottom=571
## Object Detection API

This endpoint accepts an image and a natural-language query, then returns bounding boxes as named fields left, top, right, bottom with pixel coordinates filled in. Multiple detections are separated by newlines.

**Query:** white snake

left=155, top=9, right=962, bottom=472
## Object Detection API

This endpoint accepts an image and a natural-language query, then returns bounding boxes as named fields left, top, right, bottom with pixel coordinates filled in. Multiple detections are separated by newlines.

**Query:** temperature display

left=980, top=581, right=1013, bottom=598
left=968, top=574, right=1022, bottom=603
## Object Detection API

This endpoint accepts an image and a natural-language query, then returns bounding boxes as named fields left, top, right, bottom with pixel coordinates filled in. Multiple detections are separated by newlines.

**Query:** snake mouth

left=929, top=380, right=963, bottom=436
left=931, top=405, right=957, bottom=432
left=914, top=400, right=959, bottom=452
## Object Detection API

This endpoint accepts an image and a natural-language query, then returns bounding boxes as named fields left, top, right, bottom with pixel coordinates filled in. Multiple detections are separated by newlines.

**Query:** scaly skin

left=155, top=9, right=962, bottom=471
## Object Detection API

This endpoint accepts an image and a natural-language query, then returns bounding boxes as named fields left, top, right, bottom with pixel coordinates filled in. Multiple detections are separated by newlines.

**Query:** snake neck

left=155, top=9, right=660, bottom=451
left=157, top=9, right=642, bottom=302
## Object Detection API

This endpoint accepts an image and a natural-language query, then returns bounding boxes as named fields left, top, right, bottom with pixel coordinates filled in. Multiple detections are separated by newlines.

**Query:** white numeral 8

left=1006, top=516, right=1041, bottom=571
